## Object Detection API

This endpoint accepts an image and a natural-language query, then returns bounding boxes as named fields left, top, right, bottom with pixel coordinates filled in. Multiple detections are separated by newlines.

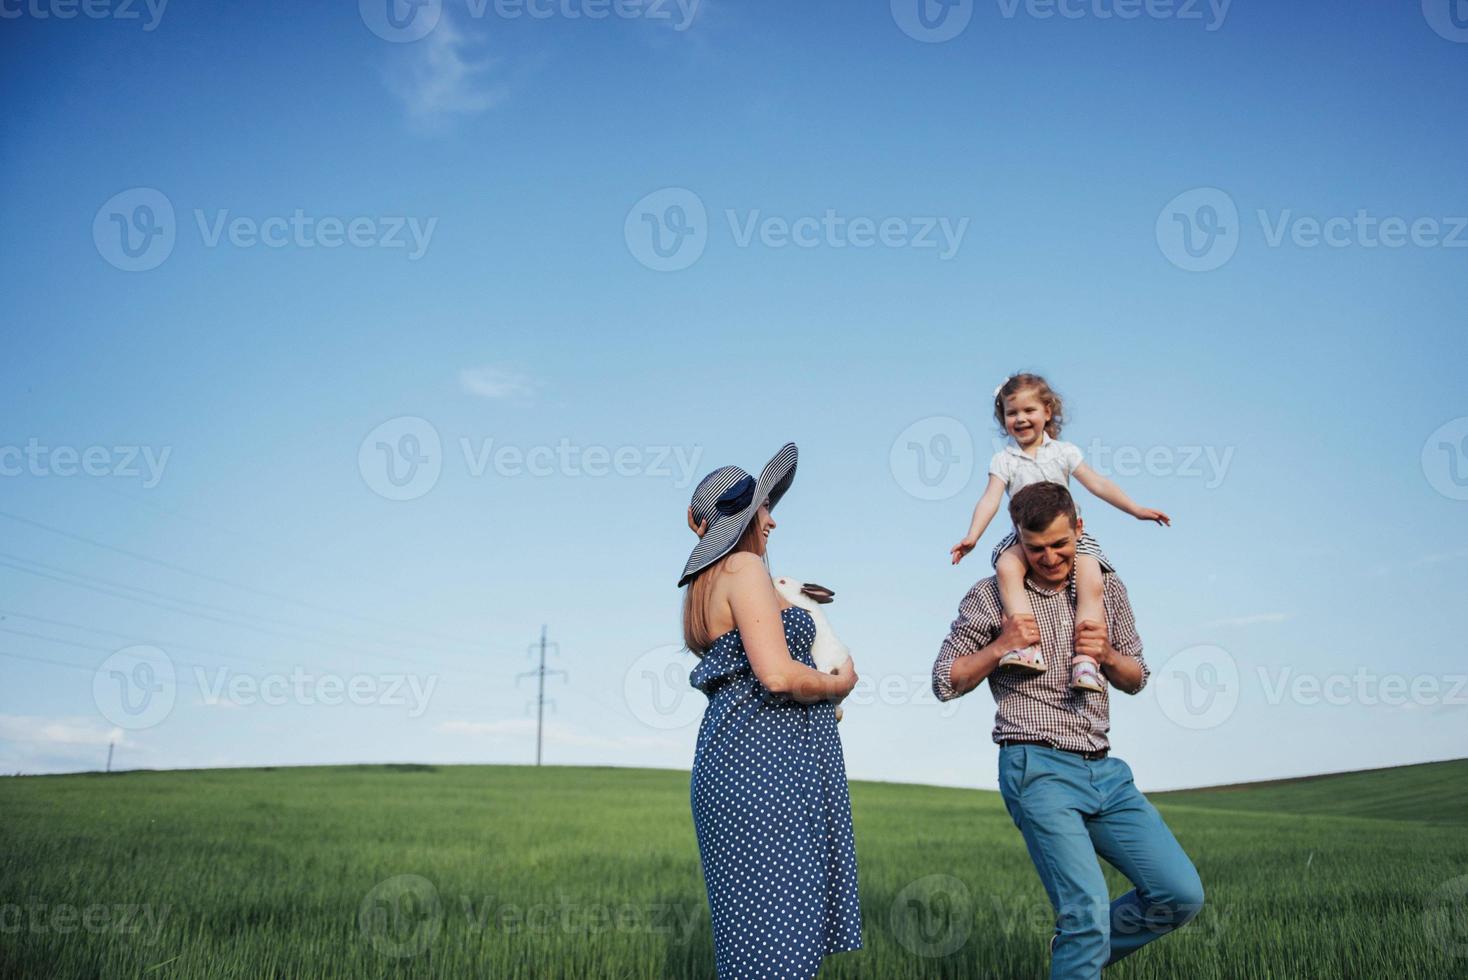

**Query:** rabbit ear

left=800, top=583, right=835, bottom=604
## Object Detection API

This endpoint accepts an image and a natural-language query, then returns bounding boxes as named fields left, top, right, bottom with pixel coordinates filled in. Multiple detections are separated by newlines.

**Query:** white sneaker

left=998, top=645, right=1046, bottom=673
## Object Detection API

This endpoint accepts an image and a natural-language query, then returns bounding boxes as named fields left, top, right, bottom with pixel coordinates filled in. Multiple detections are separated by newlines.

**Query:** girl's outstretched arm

left=951, top=475, right=1008, bottom=564
left=1072, top=463, right=1172, bottom=525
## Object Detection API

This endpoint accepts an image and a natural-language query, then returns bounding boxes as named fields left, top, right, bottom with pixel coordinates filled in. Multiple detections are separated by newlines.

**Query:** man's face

left=1015, top=512, right=1083, bottom=587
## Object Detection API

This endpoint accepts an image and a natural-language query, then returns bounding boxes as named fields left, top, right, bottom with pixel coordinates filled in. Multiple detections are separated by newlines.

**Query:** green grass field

left=3, top=759, right=1466, bottom=979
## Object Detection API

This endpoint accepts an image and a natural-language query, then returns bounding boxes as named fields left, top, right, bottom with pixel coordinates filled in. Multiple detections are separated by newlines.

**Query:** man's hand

left=1078, top=620, right=1145, bottom=693
left=1075, top=619, right=1110, bottom=663
left=997, top=613, right=1040, bottom=653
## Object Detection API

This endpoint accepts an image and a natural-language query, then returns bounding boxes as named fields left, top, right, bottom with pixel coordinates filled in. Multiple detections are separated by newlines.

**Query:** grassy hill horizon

left=3, top=758, right=1465, bottom=978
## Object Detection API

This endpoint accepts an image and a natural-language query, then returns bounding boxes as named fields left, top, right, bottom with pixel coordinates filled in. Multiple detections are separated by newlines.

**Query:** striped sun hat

left=677, top=442, right=798, bottom=587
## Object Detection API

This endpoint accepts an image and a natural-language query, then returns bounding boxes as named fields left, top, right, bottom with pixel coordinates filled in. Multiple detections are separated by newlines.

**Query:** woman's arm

left=951, top=475, right=1008, bottom=563
left=1072, top=464, right=1171, bottom=525
left=725, top=554, right=856, bottom=703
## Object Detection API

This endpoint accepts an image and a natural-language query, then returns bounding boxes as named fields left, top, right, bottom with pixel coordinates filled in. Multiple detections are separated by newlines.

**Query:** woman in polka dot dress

left=678, top=444, right=864, bottom=978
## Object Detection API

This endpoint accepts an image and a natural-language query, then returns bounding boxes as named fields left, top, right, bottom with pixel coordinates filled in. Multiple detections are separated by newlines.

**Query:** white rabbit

left=772, top=576, right=850, bottom=721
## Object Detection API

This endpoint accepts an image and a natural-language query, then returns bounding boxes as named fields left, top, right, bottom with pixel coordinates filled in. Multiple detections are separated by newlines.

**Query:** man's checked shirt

left=930, top=572, right=1150, bottom=753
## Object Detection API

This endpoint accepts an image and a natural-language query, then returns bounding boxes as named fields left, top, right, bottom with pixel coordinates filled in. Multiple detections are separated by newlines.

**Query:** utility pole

left=106, top=741, right=114, bottom=773
left=516, top=625, right=566, bottom=766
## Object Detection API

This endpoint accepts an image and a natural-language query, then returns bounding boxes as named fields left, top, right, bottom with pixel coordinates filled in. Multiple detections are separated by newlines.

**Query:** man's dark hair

left=1009, top=482, right=1078, bottom=533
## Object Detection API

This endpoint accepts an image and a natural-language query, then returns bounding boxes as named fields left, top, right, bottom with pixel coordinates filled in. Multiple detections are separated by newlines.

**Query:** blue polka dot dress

left=689, top=606, right=863, bottom=978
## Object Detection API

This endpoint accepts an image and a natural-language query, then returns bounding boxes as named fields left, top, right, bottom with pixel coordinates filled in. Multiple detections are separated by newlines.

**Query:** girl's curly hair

left=993, top=373, right=1065, bottom=438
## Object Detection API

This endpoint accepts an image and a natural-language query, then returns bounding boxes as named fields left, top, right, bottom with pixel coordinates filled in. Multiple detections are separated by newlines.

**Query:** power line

left=0, top=557, right=491, bottom=676
left=0, top=509, right=483, bottom=648
left=0, top=549, right=475, bottom=660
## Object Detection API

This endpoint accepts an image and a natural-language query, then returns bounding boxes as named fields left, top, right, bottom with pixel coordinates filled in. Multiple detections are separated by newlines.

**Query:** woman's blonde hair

left=681, top=516, right=765, bottom=655
left=994, top=372, right=1066, bottom=438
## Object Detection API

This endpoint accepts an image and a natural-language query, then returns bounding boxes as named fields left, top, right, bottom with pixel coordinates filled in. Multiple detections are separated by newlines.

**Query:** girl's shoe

left=1070, top=659, right=1105, bottom=692
left=998, top=646, right=1046, bottom=673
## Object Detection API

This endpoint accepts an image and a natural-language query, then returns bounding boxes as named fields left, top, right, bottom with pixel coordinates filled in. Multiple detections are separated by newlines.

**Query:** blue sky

left=1, top=0, right=1465, bottom=790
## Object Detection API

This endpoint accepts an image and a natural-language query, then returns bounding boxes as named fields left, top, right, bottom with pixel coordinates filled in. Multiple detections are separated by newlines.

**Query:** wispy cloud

left=387, top=15, right=507, bottom=132
left=459, top=365, right=537, bottom=400
left=0, top=714, right=122, bottom=746
left=1201, top=612, right=1290, bottom=629
left=1372, top=548, right=1468, bottom=577
left=437, top=718, right=678, bottom=751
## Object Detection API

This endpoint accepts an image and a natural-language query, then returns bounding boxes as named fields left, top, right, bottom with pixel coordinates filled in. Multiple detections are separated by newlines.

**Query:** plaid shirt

left=930, top=572, right=1149, bottom=753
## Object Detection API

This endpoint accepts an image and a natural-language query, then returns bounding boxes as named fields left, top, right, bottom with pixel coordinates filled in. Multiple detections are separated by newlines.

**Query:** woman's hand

left=687, top=506, right=708, bottom=538
left=831, top=657, right=859, bottom=699
left=949, top=537, right=977, bottom=565
left=1132, top=507, right=1171, bottom=526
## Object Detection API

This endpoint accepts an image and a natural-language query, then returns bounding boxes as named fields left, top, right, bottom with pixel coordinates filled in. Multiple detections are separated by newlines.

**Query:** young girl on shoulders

left=950, top=373, right=1170, bottom=692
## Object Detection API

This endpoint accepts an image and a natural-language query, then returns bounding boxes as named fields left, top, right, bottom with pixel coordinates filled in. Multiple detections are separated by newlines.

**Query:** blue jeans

left=998, top=744, right=1204, bottom=980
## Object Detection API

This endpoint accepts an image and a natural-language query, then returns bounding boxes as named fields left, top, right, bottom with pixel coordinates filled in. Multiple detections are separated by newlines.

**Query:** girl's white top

left=989, top=433, right=1085, bottom=499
